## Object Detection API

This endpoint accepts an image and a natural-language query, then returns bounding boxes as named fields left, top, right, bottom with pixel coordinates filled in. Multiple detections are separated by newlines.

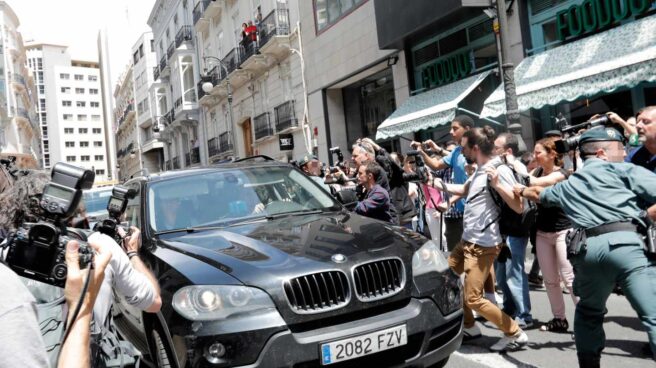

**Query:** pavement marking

left=453, top=345, right=540, bottom=368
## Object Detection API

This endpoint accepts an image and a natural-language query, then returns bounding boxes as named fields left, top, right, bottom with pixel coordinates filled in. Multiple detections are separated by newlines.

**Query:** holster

left=566, top=228, right=587, bottom=259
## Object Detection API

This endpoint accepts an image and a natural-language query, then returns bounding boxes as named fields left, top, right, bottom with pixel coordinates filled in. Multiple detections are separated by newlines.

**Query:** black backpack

left=487, top=161, right=537, bottom=237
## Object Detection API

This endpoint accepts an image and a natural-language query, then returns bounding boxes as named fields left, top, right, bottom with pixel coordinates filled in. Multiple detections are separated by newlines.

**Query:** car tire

left=428, top=356, right=450, bottom=368
left=152, top=328, right=173, bottom=368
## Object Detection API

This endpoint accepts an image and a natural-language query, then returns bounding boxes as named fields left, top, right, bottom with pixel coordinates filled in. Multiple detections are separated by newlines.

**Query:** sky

left=7, top=0, right=156, bottom=85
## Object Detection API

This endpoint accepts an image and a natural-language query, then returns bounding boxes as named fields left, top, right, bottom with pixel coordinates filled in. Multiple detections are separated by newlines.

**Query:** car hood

left=156, top=212, right=426, bottom=286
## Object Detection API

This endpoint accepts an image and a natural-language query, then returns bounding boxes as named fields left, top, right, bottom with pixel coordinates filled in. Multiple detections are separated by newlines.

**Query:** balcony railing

left=174, top=97, right=183, bottom=110
left=12, top=73, right=26, bottom=87
left=219, top=132, right=233, bottom=153
left=175, top=25, right=193, bottom=48
left=159, top=55, right=167, bottom=71
left=172, top=156, right=180, bottom=169
left=153, top=66, right=160, bottom=81
left=274, top=100, right=297, bottom=132
left=192, top=0, right=211, bottom=25
left=254, top=112, right=273, bottom=140
left=165, top=109, right=175, bottom=124
left=223, top=47, right=240, bottom=75
left=208, top=137, right=219, bottom=157
left=259, top=7, right=291, bottom=47
left=185, top=152, right=191, bottom=166
left=165, top=160, right=172, bottom=170
left=118, top=103, right=134, bottom=126
left=191, top=147, right=200, bottom=164
left=239, top=42, right=258, bottom=66
left=167, top=42, right=175, bottom=60
left=14, top=107, right=29, bottom=120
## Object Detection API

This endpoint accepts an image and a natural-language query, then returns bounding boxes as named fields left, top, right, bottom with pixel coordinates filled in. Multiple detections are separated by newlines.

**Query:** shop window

left=439, top=30, right=467, bottom=56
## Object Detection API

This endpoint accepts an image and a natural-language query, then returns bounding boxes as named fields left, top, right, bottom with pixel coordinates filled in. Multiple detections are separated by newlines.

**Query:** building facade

left=26, top=43, right=110, bottom=183
left=114, top=66, right=140, bottom=182
left=1, top=2, right=40, bottom=168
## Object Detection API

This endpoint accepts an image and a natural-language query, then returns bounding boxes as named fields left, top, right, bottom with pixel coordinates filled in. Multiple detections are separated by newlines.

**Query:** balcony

left=191, top=146, right=200, bottom=165
left=208, top=137, right=219, bottom=157
left=159, top=55, right=170, bottom=77
left=223, top=47, right=250, bottom=87
left=238, top=41, right=268, bottom=73
left=185, top=152, right=191, bottom=166
left=165, top=160, right=172, bottom=170
left=11, top=73, right=26, bottom=91
left=167, top=42, right=175, bottom=60
left=259, top=7, right=291, bottom=58
left=223, top=47, right=240, bottom=75
left=153, top=66, right=160, bottom=81
left=118, top=103, right=135, bottom=126
left=174, top=97, right=183, bottom=111
left=218, top=132, right=233, bottom=154
left=193, top=0, right=211, bottom=34
left=274, top=100, right=297, bottom=133
left=172, top=156, right=181, bottom=169
left=175, top=26, right=193, bottom=48
left=254, top=112, right=273, bottom=141
left=165, top=109, right=175, bottom=124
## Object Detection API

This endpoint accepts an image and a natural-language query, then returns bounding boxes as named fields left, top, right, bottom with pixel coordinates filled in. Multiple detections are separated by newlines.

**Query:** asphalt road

left=445, top=279, right=656, bottom=368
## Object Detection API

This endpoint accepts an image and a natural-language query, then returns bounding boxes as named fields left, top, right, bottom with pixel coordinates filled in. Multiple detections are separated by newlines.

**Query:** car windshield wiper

left=264, top=208, right=326, bottom=220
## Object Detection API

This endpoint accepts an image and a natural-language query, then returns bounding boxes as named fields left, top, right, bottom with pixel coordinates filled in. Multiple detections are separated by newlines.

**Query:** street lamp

left=201, top=56, right=237, bottom=155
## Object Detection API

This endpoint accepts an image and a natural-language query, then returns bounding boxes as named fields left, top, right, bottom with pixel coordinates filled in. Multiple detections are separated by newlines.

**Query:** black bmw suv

left=113, top=158, right=463, bottom=368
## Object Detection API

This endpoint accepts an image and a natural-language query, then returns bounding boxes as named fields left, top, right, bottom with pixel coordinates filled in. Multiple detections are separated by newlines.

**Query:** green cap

left=578, top=127, right=624, bottom=146
left=297, top=154, right=318, bottom=167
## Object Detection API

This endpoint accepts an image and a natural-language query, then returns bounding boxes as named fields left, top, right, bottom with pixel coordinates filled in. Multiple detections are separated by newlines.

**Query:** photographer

left=627, top=106, right=656, bottom=173
left=354, top=162, right=393, bottom=223
left=518, top=128, right=656, bottom=367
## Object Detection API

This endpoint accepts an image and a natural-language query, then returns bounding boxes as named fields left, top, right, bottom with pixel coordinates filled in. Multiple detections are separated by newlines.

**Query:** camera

left=329, top=146, right=345, bottom=172
left=404, top=150, right=430, bottom=183
left=93, top=185, right=136, bottom=245
left=4, top=163, right=95, bottom=287
left=555, top=114, right=614, bottom=153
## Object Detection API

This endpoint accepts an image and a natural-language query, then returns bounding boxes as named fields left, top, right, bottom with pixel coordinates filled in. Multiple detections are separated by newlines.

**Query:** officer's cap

left=544, top=130, right=562, bottom=138
left=297, top=154, right=318, bottom=167
left=579, top=127, right=624, bottom=145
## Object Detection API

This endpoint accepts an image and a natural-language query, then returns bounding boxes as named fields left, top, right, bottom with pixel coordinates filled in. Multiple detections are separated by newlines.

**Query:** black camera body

left=5, top=163, right=95, bottom=288
left=94, top=186, right=136, bottom=245
left=404, top=150, right=430, bottom=183
left=555, top=114, right=615, bottom=153
left=329, top=146, right=345, bottom=173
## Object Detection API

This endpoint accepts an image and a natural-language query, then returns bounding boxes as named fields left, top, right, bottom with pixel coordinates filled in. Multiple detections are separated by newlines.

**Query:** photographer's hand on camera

left=121, top=226, right=141, bottom=257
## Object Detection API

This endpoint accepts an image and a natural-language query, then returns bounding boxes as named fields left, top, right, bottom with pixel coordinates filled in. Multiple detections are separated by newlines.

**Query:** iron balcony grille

left=218, top=132, right=233, bottom=153
left=353, top=258, right=405, bottom=302
left=254, top=112, right=272, bottom=140
left=223, top=47, right=240, bottom=75
left=167, top=42, right=175, bottom=60
left=274, top=100, right=297, bottom=132
left=153, top=66, right=160, bottom=81
left=175, top=25, right=193, bottom=48
left=284, top=270, right=350, bottom=314
left=259, top=8, right=291, bottom=47
left=159, top=56, right=167, bottom=71
left=192, top=0, right=210, bottom=25
left=208, top=137, right=219, bottom=157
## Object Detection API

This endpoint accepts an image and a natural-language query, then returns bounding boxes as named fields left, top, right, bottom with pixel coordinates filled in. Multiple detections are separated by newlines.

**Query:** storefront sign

left=279, top=134, right=294, bottom=151
left=420, top=51, right=472, bottom=89
left=556, top=0, right=654, bottom=41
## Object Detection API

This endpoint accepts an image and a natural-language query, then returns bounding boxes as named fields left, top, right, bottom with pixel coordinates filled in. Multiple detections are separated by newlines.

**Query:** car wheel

left=152, top=328, right=173, bottom=368
left=428, top=356, right=450, bottom=368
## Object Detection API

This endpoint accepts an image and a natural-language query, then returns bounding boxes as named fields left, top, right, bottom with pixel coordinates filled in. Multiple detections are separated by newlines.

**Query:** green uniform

left=540, top=158, right=656, bottom=366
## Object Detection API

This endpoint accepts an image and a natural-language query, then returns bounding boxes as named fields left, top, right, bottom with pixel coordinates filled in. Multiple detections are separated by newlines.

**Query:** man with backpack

left=493, top=133, right=535, bottom=329
left=430, top=126, right=529, bottom=352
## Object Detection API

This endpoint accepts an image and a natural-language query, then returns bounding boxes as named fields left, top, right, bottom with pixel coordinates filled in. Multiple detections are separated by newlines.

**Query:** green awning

left=481, top=15, right=656, bottom=117
left=375, top=71, right=491, bottom=140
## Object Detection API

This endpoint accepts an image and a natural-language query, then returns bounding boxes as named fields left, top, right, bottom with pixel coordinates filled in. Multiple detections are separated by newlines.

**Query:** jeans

left=495, top=236, right=532, bottom=323
left=449, top=241, right=520, bottom=336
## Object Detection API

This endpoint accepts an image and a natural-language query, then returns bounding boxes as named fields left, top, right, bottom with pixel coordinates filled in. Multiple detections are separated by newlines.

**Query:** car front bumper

left=185, top=298, right=463, bottom=367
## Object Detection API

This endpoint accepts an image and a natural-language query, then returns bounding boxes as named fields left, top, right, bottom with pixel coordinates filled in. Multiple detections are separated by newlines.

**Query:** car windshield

left=148, top=166, right=339, bottom=233
left=82, top=187, right=113, bottom=213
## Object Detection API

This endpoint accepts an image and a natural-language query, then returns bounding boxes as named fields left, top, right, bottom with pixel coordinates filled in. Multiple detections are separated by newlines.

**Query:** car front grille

left=284, top=271, right=350, bottom=314
left=353, top=258, right=405, bottom=302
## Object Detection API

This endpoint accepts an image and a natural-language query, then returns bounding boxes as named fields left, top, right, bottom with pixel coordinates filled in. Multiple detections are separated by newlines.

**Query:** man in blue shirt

left=626, top=106, right=656, bottom=173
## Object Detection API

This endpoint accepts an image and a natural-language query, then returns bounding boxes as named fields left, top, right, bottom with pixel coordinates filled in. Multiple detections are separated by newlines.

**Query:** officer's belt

left=585, top=221, right=638, bottom=237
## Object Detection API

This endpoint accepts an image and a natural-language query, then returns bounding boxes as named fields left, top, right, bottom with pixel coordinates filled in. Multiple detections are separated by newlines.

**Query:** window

left=94, top=141, right=103, bottom=147
left=88, top=75, right=98, bottom=82
left=79, top=128, right=88, bottom=134
left=60, top=73, right=70, bottom=80
left=65, top=141, right=75, bottom=148
left=76, top=101, right=86, bottom=108
left=90, top=102, right=100, bottom=108
left=66, top=156, right=76, bottom=162
left=75, top=88, right=85, bottom=94
left=77, top=114, right=87, bottom=121
left=40, top=99, right=46, bottom=110
left=74, top=74, right=84, bottom=81
left=38, top=85, right=45, bottom=94
left=42, top=126, right=48, bottom=137
left=91, top=115, right=101, bottom=121
left=150, top=39, right=155, bottom=52
left=133, top=50, right=140, bottom=64
left=62, top=100, right=72, bottom=107
left=61, top=87, right=71, bottom=93
left=81, top=155, right=90, bottom=162
left=64, top=128, right=74, bottom=134
left=90, top=89, right=99, bottom=95
left=314, top=0, right=365, bottom=32
left=44, top=154, right=50, bottom=167
left=92, top=128, right=102, bottom=134
left=80, top=141, right=89, bottom=147
left=95, top=169, right=105, bottom=175
left=63, top=114, right=73, bottom=120
left=94, top=155, right=104, bottom=161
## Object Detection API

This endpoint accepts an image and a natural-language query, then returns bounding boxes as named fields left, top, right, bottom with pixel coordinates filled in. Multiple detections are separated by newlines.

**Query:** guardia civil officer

left=517, top=128, right=656, bottom=368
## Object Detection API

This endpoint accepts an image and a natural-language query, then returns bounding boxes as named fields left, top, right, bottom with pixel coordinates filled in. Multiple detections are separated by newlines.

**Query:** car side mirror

left=334, top=189, right=357, bottom=210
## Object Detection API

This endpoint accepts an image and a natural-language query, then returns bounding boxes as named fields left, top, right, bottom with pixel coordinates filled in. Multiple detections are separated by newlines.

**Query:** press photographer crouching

left=0, top=163, right=162, bottom=367
left=0, top=165, right=112, bottom=368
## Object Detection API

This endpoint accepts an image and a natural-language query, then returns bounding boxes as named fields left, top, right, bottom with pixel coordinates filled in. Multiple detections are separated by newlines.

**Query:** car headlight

left=412, top=240, right=450, bottom=276
left=173, top=285, right=276, bottom=321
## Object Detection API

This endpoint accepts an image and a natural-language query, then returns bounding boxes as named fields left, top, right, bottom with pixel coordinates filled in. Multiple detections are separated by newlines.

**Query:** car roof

left=127, top=159, right=293, bottom=185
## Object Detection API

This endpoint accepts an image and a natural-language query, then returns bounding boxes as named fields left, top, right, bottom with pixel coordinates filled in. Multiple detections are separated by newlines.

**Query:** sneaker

left=515, top=317, right=534, bottom=329
left=489, top=330, right=528, bottom=352
left=528, top=274, right=544, bottom=287
left=463, top=324, right=482, bottom=341
left=539, top=318, right=568, bottom=333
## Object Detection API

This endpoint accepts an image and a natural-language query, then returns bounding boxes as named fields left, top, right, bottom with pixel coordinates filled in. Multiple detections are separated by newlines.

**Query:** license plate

left=320, top=325, right=407, bottom=365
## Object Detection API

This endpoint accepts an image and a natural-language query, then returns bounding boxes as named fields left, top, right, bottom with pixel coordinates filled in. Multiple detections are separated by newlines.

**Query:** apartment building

left=192, top=0, right=306, bottom=162
left=114, top=66, right=139, bottom=182
left=1, top=1, right=40, bottom=168
left=148, top=0, right=202, bottom=170
left=26, top=42, right=110, bottom=183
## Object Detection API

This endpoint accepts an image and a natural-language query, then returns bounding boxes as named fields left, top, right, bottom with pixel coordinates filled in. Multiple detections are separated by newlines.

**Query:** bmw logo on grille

left=331, top=254, right=346, bottom=263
